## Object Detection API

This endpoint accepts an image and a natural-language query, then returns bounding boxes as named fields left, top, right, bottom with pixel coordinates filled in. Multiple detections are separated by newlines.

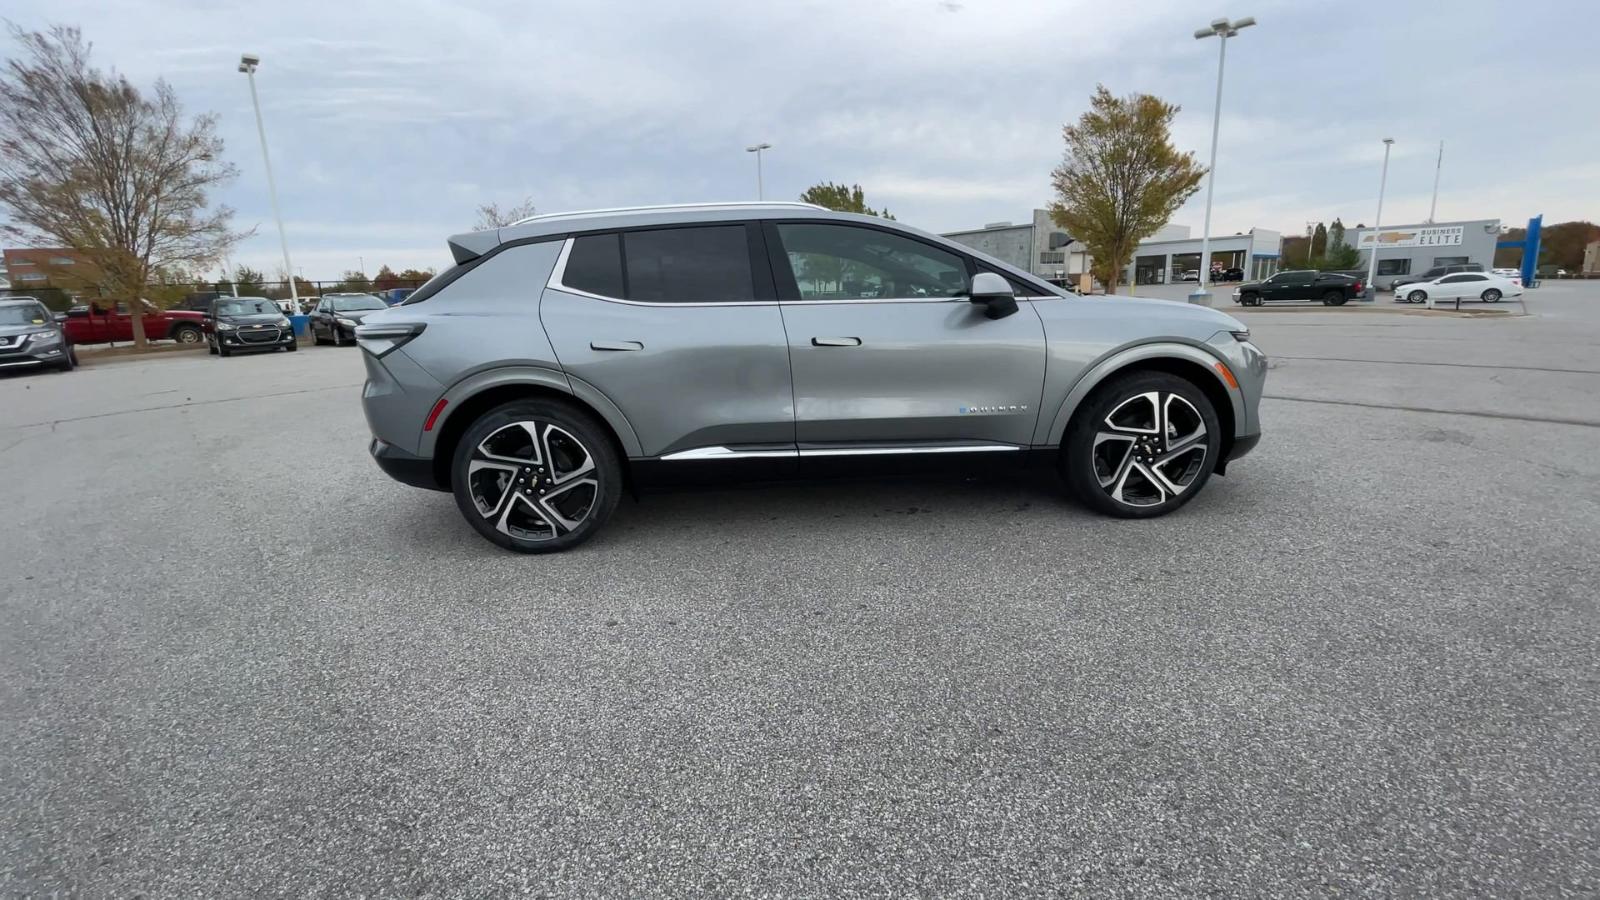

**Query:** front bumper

left=0, top=344, right=68, bottom=368
left=370, top=437, right=444, bottom=491
left=218, top=327, right=296, bottom=350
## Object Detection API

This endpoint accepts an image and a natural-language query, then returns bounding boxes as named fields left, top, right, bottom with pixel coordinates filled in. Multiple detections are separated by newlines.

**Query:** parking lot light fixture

left=1364, top=138, right=1395, bottom=301
left=745, top=143, right=772, bottom=200
left=238, top=53, right=298, bottom=309
left=1190, top=16, right=1255, bottom=306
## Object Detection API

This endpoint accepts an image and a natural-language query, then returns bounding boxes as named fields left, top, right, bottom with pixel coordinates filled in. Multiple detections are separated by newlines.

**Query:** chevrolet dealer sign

left=1357, top=225, right=1464, bottom=249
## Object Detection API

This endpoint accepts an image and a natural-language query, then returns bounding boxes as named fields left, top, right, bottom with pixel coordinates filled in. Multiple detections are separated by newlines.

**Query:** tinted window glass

left=777, top=223, right=967, bottom=301
left=565, top=233, right=625, bottom=298
left=1280, top=272, right=1314, bottom=285
left=621, top=226, right=752, bottom=303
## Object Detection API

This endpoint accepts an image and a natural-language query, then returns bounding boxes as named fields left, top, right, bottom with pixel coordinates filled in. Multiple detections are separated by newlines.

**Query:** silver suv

left=357, top=202, right=1265, bottom=552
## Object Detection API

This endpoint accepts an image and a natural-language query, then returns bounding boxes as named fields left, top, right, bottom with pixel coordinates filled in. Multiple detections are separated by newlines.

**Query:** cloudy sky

left=6, top=0, right=1595, bottom=278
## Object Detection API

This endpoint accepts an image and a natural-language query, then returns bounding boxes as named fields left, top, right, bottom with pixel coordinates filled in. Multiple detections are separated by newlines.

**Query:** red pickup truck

left=61, top=300, right=208, bottom=346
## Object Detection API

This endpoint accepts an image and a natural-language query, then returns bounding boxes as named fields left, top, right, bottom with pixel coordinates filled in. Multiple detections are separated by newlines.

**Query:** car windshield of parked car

left=0, top=304, right=50, bottom=326
left=331, top=295, right=386, bottom=311
left=216, top=298, right=280, bottom=316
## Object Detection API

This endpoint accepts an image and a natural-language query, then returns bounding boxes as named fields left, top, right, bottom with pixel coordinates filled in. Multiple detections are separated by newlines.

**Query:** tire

left=172, top=325, right=203, bottom=345
left=312, top=323, right=326, bottom=346
left=1322, top=291, right=1346, bottom=306
left=1241, top=292, right=1261, bottom=307
left=332, top=326, right=344, bottom=347
left=218, top=344, right=232, bottom=358
left=1482, top=289, right=1501, bottom=303
left=285, top=340, right=298, bottom=352
left=1407, top=290, right=1428, bottom=304
left=450, top=399, right=623, bottom=553
left=1061, top=371, right=1222, bottom=519
left=55, top=349, right=75, bottom=371
left=208, top=338, right=218, bottom=356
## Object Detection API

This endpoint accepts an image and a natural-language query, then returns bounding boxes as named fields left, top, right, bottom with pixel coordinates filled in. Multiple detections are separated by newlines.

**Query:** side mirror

left=53, top=312, right=68, bottom=324
left=969, top=272, right=1018, bottom=319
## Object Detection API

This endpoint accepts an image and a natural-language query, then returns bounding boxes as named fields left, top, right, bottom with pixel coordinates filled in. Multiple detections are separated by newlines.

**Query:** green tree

left=1048, top=85, right=1205, bottom=294
left=396, top=267, right=434, bottom=285
left=799, top=182, right=893, bottom=218
left=233, top=265, right=265, bottom=295
left=1311, top=223, right=1328, bottom=261
left=372, top=265, right=403, bottom=292
left=0, top=25, right=244, bottom=349
left=1324, top=243, right=1360, bottom=270
left=334, top=270, right=370, bottom=293
left=1328, top=218, right=1347, bottom=252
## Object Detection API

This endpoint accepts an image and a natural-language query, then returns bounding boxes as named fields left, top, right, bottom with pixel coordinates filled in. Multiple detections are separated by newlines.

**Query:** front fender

left=1036, top=340, right=1244, bottom=447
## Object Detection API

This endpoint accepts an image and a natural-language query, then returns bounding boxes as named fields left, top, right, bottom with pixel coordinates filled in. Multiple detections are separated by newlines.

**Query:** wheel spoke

left=467, top=460, right=519, bottom=518
left=1093, top=432, right=1136, bottom=488
left=1103, top=391, right=1161, bottom=435
left=1143, top=459, right=1187, bottom=496
left=1164, top=425, right=1207, bottom=457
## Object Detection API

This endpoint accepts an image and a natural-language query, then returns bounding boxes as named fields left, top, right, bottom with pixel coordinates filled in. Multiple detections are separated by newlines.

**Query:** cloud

left=4, top=0, right=1592, bottom=276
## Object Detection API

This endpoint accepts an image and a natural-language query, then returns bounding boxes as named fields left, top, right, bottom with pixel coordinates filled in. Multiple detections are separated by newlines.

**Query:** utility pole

left=1363, top=138, right=1395, bottom=301
left=745, top=143, right=772, bottom=200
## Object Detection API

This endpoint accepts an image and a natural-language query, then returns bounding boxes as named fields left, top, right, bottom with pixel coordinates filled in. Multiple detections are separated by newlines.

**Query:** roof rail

left=508, top=201, right=825, bottom=227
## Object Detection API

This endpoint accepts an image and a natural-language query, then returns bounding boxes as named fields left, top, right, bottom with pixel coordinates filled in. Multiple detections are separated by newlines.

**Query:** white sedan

left=1398, top=272, right=1523, bottom=305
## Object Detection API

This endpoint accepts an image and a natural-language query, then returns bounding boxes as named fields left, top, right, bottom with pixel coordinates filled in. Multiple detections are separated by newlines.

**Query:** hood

left=0, top=322, right=57, bottom=338
left=218, top=312, right=287, bottom=325
left=1033, top=293, right=1245, bottom=338
left=333, top=308, right=382, bottom=320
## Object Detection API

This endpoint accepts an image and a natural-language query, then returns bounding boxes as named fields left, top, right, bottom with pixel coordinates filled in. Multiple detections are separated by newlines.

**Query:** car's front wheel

left=450, top=399, right=623, bottom=553
left=1240, top=292, right=1261, bottom=307
left=1407, top=290, right=1428, bottom=304
left=1062, top=371, right=1222, bottom=518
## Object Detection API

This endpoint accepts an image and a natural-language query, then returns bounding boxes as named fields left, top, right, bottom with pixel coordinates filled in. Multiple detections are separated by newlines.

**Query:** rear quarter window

left=564, top=234, right=625, bottom=298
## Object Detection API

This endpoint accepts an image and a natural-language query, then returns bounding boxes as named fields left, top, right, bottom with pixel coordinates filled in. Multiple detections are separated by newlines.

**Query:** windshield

left=0, top=303, right=51, bottom=326
left=331, top=295, right=386, bottom=312
left=216, top=298, right=281, bottom=316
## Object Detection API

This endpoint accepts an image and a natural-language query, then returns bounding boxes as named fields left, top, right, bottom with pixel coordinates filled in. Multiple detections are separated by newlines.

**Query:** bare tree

left=473, top=197, right=537, bottom=231
left=0, top=24, right=244, bottom=348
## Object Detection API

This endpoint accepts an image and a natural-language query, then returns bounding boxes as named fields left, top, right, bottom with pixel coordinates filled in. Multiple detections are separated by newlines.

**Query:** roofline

left=509, top=201, right=824, bottom=226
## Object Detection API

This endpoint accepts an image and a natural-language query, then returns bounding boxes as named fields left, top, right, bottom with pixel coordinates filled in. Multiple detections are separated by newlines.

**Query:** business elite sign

left=1357, top=225, right=1464, bottom=249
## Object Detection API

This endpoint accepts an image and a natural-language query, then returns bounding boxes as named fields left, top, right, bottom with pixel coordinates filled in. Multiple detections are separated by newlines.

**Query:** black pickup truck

left=1232, top=270, right=1364, bottom=306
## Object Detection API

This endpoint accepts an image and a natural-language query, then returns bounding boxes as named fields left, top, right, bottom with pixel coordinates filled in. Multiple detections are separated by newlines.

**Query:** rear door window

left=623, top=226, right=754, bottom=303
left=564, top=233, right=625, bottom=298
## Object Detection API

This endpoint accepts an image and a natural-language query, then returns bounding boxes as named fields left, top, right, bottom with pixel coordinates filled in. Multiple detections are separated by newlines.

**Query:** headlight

left=217, top=321, right=238, bottom=331
left=1230, top=329, right=1250, bottom=342
left=336, top=317, right=358, bottom=327
left=28, top=331, right=61, bottom=346
left=276, top=317, right=291, bottom=327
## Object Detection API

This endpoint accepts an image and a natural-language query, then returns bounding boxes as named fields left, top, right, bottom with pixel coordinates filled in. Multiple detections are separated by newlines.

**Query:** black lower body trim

left=370, top=438, right=446, bottom=491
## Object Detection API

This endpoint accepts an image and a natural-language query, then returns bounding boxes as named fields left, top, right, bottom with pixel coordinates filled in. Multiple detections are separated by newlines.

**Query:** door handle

left=811, top=337, right=862, bottom=347
left=590, top=340, right=643, bottom=351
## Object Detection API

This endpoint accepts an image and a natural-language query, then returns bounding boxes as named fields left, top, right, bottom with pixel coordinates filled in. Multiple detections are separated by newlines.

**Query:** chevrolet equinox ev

left=358, top=202, right=1265, bottom=553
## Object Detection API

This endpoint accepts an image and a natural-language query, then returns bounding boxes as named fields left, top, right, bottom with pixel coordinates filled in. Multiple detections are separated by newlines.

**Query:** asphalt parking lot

left=3, top=283, right=1598, bottom=896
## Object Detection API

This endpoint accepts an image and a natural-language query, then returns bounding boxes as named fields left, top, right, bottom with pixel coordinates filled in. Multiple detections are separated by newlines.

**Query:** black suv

left=1390, top=263, right=1483, bottom=292
left=1232, top=270, right=1364, bottom=306
left=205, top=296, right=297, bottom=357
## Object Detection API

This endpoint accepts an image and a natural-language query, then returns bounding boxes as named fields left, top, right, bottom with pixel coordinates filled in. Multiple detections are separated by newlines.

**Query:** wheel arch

left=1042, top=343, right=1240, bottom=471
left=423, top=367, right=641, bottom=491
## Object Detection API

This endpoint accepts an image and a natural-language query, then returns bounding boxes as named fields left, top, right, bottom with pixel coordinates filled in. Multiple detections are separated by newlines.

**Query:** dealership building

left=1124, top=225, right=1283, bottom=286
left=1350, top=219, right=1501, bottom=289
left=942, top=210, right=1091, bottom=287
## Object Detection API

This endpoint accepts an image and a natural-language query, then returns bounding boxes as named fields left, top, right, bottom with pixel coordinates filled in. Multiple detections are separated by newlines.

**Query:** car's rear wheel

left=451, top=399, right=623, bottom=553
left=172, top=325, right=203, bottom=345
left=1062, top=371, right=1221, bottom=518
left=1322, top=291, right=1346, bottom=306
left=1407, top=290, right=1428, bottom=304
left=1482, top=289, right=1501, bottom=303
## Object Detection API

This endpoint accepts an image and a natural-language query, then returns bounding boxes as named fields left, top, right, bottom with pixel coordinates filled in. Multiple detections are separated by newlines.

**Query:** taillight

left=423, top=398, right=448, bottom=432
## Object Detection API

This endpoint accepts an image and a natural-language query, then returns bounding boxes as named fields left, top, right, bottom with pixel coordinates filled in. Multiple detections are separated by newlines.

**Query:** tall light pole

left=238, top=54, right=298, bottom=310
left=1190, top=16, right=1256, bottom=306
left=745, top=142, right=772, bottom=200
left=1427, top=140, right=1443, bottom=223
left=1364, top=138, right=1395, bottom=301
